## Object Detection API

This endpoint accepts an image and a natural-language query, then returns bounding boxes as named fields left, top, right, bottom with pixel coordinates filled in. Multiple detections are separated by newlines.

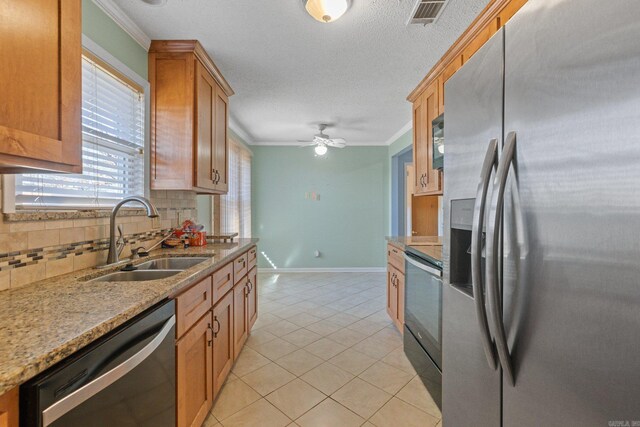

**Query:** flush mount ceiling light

left=302, top=0, right=350, bottom=23
left=314, top=144, right=328, bottom=156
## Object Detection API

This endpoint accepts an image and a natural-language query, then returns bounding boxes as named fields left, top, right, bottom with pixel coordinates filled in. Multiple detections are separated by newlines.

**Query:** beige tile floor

left=204, top=272, right=442, bottom=427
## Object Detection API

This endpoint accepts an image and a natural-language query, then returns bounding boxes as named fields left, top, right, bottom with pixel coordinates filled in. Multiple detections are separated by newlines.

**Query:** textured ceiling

left=114, top=0, right=488, bottom=144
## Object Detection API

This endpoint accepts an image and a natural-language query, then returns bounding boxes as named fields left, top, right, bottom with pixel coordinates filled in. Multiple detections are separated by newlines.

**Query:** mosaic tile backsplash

left=0, top=183, right=199, bottom=290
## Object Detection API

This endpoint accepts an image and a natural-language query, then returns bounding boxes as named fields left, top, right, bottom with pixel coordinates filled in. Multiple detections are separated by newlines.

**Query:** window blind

left=15, top=55, right=145, bottom=208
left=220, top=140, right=252, bottom=238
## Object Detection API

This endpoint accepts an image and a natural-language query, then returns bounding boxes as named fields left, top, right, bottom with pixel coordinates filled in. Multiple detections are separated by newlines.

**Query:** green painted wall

left=82, top=0, right=148, bottom=79
left=252, top=146, right=388, bottom=269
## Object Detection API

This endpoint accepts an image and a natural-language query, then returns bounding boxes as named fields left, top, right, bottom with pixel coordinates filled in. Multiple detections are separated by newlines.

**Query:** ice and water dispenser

left=449, top=198, right=483, bottom=297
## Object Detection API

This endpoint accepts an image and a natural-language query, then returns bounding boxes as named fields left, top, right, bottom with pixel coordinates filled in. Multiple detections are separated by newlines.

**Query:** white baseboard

left=257, top=267, right=386, bottom=273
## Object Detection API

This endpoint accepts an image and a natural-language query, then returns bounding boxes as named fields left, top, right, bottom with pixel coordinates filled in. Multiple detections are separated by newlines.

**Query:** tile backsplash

left=0, top=182, right=198, bottom=291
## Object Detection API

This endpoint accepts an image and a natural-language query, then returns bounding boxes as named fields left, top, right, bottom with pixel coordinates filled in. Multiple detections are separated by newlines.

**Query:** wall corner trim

left=384, top=121, right=412, bottom=146
left=91, top=0, right=152, bottom=51
left=257, top=267, right=386, bottom=273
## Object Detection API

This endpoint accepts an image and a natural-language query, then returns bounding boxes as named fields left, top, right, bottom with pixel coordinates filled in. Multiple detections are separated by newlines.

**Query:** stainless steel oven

left=403, top=248, right=443, bottom=409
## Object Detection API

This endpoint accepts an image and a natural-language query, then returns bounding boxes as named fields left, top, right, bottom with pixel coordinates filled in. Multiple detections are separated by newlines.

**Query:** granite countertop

left=0, top=238, right=258, bottom=395
left=386, top=236, right=443, bottom=265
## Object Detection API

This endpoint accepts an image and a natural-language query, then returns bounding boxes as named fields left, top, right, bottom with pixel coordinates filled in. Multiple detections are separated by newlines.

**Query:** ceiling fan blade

left=327, top=140, right=346, bottom=148
left=298, top=142, right=317, bottom=147
left=330, top=137, right=346, bottom=144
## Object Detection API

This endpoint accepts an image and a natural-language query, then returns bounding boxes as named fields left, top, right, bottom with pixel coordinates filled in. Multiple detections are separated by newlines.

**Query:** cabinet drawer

left=176, top=276, right=213, bottom=338
left=247, top=246, right=257, bottom=270
left=387, top=244, right=405, bottom=273
left=233, top=253, right=248, bottom=284
left=212, top=262, right=234, bottom=305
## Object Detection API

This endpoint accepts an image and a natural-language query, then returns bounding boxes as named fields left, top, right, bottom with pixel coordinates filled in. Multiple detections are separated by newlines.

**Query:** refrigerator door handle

left=487, top=131, right=517, bottom=386
left=471, top=138, right=499, bottom=370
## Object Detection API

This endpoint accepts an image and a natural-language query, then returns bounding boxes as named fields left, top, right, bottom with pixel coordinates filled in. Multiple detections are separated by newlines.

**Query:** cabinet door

left=233, top=277, right=248, bottom=359
left=213, top=84, right=229, bottom=193
left=396, top=269, right=405, bottom=329
left=149, top=51, right=195, bottom=190
left=212, top=290, right=234, bottom=398
left=0, top=387, right=18, bottom=427
left=412, top=95, right=428, bottom=195
left=177, top=313, right=213, bottom=427
left=0, top=0, right=81, bottom=173
left=195, top=61, right=216, bottom=191
left=423, top=82, right=442, bottom=194
left=386, top=266, right=398, bottom=324
left=247, top=266, right=258, bottom=331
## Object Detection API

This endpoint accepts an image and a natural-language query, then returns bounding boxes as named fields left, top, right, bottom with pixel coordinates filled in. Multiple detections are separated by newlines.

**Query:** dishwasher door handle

left=404, top=255, right=442, bottom=277
left=42, top=315, right=176, bottom=427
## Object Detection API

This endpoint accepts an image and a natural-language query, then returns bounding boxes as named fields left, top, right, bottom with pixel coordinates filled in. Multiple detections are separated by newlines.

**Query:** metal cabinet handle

left=471, top=138, right=499, bottom=370
left=487, top=131, right=517, bottom=386
left=213, top=316, right=221, bottom=338
left=43, top=315, right=176, bottom=427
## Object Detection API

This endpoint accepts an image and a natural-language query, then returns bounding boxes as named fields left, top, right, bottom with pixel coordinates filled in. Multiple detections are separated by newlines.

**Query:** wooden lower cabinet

left=387, top=267, right=399, bottom=325
left=212, top=290, right=234, bottom=398
left=233, top=276, right=248, bottom=359
left=176, top=312, right=213, bottom=427
left=387, top=244, right=405, bottom=333
left=247, top=266, right=258, bottom=331
left=0, top=387, right=18, bottom=427
left=387, top=265, right=405, bottom=332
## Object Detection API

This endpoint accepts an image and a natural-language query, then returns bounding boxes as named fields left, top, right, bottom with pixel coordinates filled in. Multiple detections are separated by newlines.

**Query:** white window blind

left=15, top=55, right=145, bottom=208
left=220, top=140, right=252, bottom=238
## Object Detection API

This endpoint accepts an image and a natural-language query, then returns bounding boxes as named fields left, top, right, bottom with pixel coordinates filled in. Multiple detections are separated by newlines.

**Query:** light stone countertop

left=386, top=236, right=443, bottom=265
left=0, top=238, right=258, bottom=395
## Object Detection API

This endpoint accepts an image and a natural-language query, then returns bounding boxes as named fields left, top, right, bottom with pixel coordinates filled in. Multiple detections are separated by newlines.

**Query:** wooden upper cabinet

left=149, top=40, right=234, bottom=194
left=498, top=0, right=527, bottom=26
left=412, top=94, right=427, bottom=195
left=213, top=87, right=229, bottom=193
left=438, top=55, right=463, bottom=114
left=462, top=19, right=499, bottom=64
left=0, top=0, right=82, bottom=174
left=414, top=82, right=442, bottom=196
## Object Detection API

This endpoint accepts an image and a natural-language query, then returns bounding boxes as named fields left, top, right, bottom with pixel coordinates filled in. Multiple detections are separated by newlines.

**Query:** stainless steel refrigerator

left=442, top=0, right=640, bottom=425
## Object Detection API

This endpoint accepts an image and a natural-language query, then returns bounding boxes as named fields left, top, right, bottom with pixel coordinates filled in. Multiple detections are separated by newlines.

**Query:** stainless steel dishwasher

left=21, top=300, right=176, bottom=427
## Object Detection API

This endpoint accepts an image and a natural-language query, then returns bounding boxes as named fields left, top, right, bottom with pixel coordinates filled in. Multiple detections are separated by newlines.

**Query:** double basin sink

left=90, top=257, right=211, bottom=282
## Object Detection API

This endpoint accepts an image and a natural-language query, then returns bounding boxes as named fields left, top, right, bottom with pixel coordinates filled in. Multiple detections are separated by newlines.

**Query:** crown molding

left=384, top=120, right=412, bottom=146
left=229, top=115, right=255, bottom=146
left=91, top=0, right=151, bottom=51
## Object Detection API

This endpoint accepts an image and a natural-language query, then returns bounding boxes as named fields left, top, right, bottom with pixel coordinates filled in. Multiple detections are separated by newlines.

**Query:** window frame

left=2, top=35, right=151, bottom=214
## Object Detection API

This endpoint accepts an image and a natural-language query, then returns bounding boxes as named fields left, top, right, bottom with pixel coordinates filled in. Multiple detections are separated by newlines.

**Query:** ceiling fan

left=298, top=124, right=347, bottom=156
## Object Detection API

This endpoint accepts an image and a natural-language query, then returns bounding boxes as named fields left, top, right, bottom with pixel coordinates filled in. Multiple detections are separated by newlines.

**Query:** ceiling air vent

left=407, top=0, right=449, bottom=26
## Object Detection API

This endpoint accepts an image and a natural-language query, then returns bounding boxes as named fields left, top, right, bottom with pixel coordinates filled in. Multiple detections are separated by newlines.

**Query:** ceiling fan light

left=303, top=0, right=349, bottom=23
left=314, top=144, right=328, bottom=156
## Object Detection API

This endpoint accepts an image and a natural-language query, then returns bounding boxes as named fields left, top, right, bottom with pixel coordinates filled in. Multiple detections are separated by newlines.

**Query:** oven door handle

left=42, top=315, right=176, bottom=427
left=404, top=255, right=442, bottom=277
left=471, top=138, right=498, bottom=370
